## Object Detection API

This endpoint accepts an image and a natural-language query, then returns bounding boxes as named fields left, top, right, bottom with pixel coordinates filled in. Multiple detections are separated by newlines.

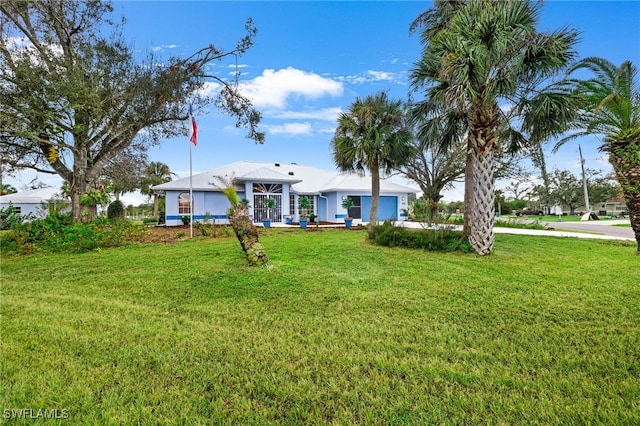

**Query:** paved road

left=541, top=219, right=635, bottom=240
left=399, top=219, right=636, bottom=241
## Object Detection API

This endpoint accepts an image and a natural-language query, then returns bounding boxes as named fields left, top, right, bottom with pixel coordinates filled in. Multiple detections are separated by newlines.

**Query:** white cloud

left=5, top=36, right=63, bottom=64
left=151, top=44, right=178, bottom=52
left=228, top=71, right=250, bottom=77
left=265, top=122, right=313, bottom=136
left=198, top=81, right=221, bottom=98
left=239, top=67, right=343, bottom=109
left=268, top=107, right=343, bottom=122
left=338, top=70, right=403, bottom=85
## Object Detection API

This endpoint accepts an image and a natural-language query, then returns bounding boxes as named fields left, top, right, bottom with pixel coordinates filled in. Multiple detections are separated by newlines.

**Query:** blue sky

left=9, top=1, right=640, bottom=203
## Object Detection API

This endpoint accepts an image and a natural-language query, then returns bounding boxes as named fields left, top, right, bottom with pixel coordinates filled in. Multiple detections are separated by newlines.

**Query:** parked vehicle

left=515, top=208, right=544, bottom=216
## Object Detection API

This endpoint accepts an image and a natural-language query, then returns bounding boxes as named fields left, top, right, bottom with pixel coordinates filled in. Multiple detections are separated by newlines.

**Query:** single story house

left=152, top=161, right=418, bottom=226
left=597, top=198, right=628, bottom=217
left=0, top=187, right=68, bottom=218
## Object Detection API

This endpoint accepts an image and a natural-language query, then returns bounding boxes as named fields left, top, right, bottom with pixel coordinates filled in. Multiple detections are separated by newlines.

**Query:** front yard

left=1, top=229, right=638, bottom=424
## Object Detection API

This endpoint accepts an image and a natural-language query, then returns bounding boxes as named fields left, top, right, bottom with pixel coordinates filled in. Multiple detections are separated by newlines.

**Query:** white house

left=0, top=187, right=68, bottom=218
left=151, top=161, right=418, bottom=226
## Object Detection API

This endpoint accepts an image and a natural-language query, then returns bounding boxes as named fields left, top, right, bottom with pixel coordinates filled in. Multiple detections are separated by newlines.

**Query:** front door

left=254, top=194, right=282, bottom=222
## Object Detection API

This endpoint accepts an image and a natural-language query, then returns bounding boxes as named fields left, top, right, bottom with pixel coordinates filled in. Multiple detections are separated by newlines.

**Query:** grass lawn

left=1, top=229, right=639, bottom=424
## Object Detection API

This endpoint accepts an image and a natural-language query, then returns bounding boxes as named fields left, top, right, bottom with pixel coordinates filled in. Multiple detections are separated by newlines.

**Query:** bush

left=142, top=216, right=158, bottom=225
left=0, top=205, right=35, bottom=230
left=107, top=200, right=125, bottom=219
left=0, top=217, right=143, bottom=254
left=369, top=221, right=472, bottom=253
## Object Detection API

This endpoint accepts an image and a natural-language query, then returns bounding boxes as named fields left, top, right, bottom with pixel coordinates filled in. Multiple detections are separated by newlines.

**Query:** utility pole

left=579, top=145, right=591, bottom=214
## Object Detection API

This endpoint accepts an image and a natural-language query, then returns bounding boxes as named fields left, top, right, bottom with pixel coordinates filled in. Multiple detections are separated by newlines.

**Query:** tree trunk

left=468, top=106, right=499, bottom=255
left=228, top=203, right=271, bottom=267
left=470, top=145, right=496, bottom=255
left=369, top=163, right=380, bottom=237
left=153, top=194, right=160, bottom=218
left=609, top=143, right=640, bottom=253
left=463, top=138, right=474, bottom=237
left=423, top=189, right=442, bottom=221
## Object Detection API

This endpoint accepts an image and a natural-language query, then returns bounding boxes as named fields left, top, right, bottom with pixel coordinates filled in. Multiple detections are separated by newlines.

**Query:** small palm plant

left=263, top=197, right=276, bottom=227
left=342, top=197, right=355, bottom=227
left=342, top=197, right=354, bottom=217
left=298, top=196, right=312, bottom=228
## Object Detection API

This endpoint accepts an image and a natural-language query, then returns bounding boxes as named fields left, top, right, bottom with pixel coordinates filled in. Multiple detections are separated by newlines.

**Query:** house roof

left=0, top=187, right=66, bottom=204
left=236, top=167, right=302, bottom=184
left=319, top=173, right=416, bottom=193
left=151, top=160, right=418, bottom=194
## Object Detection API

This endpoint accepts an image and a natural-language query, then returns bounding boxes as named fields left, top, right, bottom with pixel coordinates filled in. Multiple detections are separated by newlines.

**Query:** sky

left=6, top=0, right=640, bottom=204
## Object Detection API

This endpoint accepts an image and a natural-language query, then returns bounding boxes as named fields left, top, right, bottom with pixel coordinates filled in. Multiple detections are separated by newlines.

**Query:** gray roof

left=151, top=160, right=417, bottom=194
left=319, top=173, right=417, bottom=193
left=0, top=187, right=66, bottom=204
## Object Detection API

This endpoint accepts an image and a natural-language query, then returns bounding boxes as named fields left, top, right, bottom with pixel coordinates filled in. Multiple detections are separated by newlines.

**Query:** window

left=178, top=192, right=191, bottom=215
left=298, top=196, right=314, bottom=216
left=254, top=194, right=282, bottom=222
left=253, top=183, right=282, bottom=193
left=347, top=196, right=361, bottom=219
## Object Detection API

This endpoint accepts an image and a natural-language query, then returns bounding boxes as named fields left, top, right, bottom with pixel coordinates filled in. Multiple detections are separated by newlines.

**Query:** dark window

left=347, top=196, right=361, bottom=219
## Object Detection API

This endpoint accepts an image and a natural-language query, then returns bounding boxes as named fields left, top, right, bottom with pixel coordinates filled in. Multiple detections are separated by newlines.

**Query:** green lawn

left=1, top=229, right=639, bottom=424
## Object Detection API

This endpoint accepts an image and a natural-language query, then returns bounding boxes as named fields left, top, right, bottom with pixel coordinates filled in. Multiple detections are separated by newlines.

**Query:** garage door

left=361, top=196, right=397, bottom=222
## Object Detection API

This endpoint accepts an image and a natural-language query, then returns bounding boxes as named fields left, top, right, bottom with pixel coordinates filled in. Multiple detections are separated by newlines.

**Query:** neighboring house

left=0, top=187, right=68, bottom=219
left=547, top=199, right=628, bottom=217
left=151, top=161, right=417, bottom=226
left=598, top=198, right=628, bottom=217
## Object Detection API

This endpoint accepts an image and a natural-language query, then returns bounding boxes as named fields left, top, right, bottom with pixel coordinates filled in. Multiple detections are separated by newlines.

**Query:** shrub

left=0, top=205, right=35, bottom=230
left=494, top=218, right=546, bottom=230
left=107, top=200, right=125, bottom=219
left=142, top=216, right=158, bottom=225
left=0, top=217, right=143, bottom=253
left=369, top=221, right=472, bottom=253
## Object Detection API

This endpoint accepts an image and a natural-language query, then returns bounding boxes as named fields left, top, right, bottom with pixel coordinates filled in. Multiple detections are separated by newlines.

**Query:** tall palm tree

left=140, top=162, right=176, bottom=218
left=412, top=0, right=578, bottom=254
left=331, top=92, right=413, bottom=236
left=556, top=58, right=640, bottom=252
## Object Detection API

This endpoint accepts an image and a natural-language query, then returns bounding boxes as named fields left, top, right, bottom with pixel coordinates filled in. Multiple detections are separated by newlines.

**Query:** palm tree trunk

left=463, top=138, right=474, bottom=237
left=610, top=145, right=640, bottom=252
left=228, top=203, right=271, bottom=267
left=470, top=146, right=496, bottom=255
left=369, top=163, right=380, bottom=237
left=468, top=106, right=499, bottom=255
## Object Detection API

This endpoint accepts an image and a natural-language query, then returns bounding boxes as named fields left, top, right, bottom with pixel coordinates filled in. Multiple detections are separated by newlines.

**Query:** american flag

left=189, top=105, right=198, bottom=146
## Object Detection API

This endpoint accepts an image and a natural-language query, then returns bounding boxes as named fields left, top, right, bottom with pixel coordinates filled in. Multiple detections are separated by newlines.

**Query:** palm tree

left=140, top=162, right=176, bottom=218
left=331, top=91, right=413, bottom=236
left=556, top=58, right=640, bottom=252
left=411, top=0, right=578, bottom=254
left=215, top=175, right=270, bottom=267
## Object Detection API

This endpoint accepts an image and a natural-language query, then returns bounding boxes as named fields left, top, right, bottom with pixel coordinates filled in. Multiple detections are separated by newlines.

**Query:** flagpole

left=189, top=138, right=193, bottom=239
left=187, top=103, right=198, bottom=238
